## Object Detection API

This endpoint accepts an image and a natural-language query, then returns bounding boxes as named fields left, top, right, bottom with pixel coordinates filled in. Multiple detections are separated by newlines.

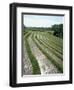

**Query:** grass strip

left=24, top=33, right=41, bottom=74
left=40, top=32, right=63, bottom=48
left=36, top=32, right=63, bottom=54
left=32, top=34, right=63, bottom=73
left=36, top=35, right=63, bottom=60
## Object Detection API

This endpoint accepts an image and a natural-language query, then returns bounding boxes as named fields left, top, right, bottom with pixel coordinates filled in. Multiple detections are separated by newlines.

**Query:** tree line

left=51, top=24, right=63, bottom=38
left=23, top=24, right=63, bottom=39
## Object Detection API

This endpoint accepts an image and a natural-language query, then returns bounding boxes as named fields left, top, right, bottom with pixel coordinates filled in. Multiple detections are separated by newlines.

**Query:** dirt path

left=28, top=34, right=60, bottom=75
left=22, top=37, right=33, bottom=75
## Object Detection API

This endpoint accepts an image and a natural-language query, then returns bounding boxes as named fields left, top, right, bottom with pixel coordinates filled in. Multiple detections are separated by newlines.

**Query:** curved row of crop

left=42, top=36, right=63, bottom=54
left=39, top=32, right=62, bottom=53
left=32, top=32, right=63, bottom=73
left=36, top=33, right=63, bottom=60
left=24, top=31, right=41, bottom=74
left=39, top=32, right=63, bottom=49
left=35, top=32, right=63, bottom=54
left=36, top=36, right=63, bottom=61
left=45, top=32, right=63, bottom=46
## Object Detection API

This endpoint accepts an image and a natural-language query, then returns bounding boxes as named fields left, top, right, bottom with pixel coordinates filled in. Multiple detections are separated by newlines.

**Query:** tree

left=51, top=24, right=63, bottom=38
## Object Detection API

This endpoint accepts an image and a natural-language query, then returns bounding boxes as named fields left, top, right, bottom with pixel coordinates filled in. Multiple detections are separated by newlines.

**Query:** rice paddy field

left=22, top=29, right=63, bottom=75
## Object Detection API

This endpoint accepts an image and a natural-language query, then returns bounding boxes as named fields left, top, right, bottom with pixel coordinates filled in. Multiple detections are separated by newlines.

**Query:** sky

left=23, top=14, right=64, bottom=27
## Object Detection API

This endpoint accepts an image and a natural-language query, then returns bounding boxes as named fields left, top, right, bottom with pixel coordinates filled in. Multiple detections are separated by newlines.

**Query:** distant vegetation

left=23, top=24, right=63, bottom=39
left=51, top=24, right=63, bottom=38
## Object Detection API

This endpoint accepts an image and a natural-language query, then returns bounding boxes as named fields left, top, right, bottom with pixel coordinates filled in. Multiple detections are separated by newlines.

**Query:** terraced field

left=22, top=30, right=63, bottom=75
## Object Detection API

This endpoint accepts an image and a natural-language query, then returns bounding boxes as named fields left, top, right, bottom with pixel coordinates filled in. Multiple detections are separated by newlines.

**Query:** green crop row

left=32, top=32, right=63, bottom=73
left=24, top=32, right=41, bottom=74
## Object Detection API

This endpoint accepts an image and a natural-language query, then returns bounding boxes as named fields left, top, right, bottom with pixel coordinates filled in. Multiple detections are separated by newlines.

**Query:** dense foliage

left=51, top=24, right=63, bottom=38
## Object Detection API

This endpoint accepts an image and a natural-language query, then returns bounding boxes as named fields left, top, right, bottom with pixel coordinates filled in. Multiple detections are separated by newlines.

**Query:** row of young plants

left=23, top=30, right=63, bottom=74
left=38, top=32, right=63, bottom=54
left=32, top=32, right=63, bottom=73
left=36, top=32, right=63, bottom=60
left=40, top=32, right=63, bottom=48
left=24, top=31, right=41, bottom=74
